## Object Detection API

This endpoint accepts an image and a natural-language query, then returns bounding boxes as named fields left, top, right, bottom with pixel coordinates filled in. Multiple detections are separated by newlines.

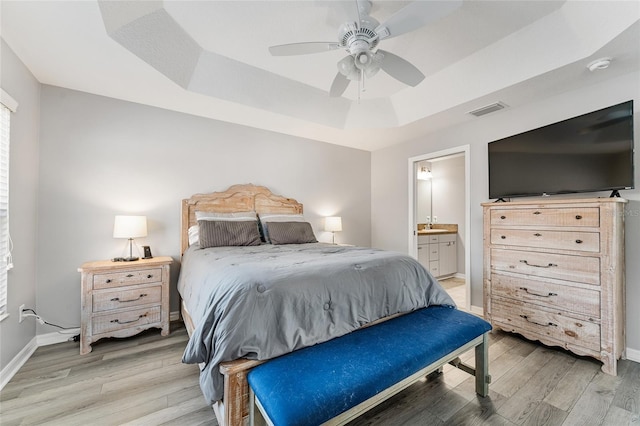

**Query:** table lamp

left=113, top=215, right=147, bottom=261
left=325, top=216, right=342, bottom=244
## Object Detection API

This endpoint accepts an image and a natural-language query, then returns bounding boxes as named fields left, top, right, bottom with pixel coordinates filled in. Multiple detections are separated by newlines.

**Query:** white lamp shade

left=113, top=215, right=148, bottom=239
left=325, top=216, right=342, bottom=232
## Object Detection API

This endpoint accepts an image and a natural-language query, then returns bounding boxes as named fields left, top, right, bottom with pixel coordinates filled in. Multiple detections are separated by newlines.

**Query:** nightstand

left=78, top=256, right=172, bottom=355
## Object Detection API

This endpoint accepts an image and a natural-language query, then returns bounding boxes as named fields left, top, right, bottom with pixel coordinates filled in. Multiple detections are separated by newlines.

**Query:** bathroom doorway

left=408, top=145, right=470, bottom=310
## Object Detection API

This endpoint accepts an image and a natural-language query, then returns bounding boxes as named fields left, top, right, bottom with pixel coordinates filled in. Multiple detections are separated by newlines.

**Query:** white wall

left=371, top=71, right=640, bottom=353
left=0, top=40, right=40, bottom=370
left=36, top=86, right=371, bottom=331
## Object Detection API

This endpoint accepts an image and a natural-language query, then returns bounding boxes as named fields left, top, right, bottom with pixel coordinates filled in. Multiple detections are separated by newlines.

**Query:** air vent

left=468, top=102, right=508, bottom=117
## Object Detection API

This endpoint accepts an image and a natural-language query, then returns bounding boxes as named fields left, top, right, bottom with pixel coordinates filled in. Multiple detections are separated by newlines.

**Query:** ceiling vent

left=468, top=102, right=508, bottom=117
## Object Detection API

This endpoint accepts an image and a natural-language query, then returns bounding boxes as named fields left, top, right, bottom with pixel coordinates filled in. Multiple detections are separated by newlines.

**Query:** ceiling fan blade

left=377, top=49, right=425, bottom=87
left=269, top=42, right=340, bottom=56
left=375, top=0, right=462, bottom=41
left=329, top=72, right=350, bottom=97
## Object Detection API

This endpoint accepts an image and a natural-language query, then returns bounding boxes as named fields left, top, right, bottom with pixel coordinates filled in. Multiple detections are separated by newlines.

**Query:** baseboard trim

left=36, top=329, right=80, bottom=347
left=0, top=336, right=38, bottom=390
left=626, top=347, right=640, bottom=363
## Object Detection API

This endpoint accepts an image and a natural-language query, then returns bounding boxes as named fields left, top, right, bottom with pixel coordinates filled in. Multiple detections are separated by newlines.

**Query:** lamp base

left=122, top=256, right=139, bottom=262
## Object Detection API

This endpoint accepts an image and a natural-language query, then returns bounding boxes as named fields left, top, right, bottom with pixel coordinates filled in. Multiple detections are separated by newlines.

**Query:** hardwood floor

left=1, top=322, right=638, bottom=425
left=440, top=277, right=466, bottom=309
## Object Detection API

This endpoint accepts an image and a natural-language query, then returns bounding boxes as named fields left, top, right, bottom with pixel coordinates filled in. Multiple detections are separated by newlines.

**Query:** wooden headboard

left=181, top=184, right=303, bottom=255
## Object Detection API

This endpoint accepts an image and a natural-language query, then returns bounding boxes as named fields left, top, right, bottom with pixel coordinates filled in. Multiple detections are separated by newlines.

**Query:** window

left=0, top=89, right=17, bottom=319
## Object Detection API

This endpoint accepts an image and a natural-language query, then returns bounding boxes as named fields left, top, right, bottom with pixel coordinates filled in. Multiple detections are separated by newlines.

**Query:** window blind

left=0, top=102, right=10, bottom=316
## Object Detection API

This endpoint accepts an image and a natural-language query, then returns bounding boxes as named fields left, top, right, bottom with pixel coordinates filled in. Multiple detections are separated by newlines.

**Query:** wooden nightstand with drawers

left=78, top=256, right=172, bottom=355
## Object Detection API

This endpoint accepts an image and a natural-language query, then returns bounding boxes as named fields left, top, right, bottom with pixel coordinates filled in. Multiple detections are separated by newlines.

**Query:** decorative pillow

left=195, top=210, right=257, bottom=221
left=265, top=222, right=318, bottom=245
left=188, top=225, right=199, bottom=246
left=258, top=213, right=305, bottom=243
left=198, top=220, right=261, bottom=248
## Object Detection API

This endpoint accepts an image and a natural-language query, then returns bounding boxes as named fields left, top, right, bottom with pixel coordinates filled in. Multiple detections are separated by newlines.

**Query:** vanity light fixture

left=417, top=167, right=432, bottom=180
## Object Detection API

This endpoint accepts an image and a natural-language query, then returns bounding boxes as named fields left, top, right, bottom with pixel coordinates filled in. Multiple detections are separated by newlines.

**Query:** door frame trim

left=408, top=145, right=471, bottom=310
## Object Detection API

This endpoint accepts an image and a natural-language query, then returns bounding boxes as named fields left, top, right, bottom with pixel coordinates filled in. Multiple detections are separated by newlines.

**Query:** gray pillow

left=198, top=220, right=261, bottom=248
left=265, top=222, right=317, bottom=245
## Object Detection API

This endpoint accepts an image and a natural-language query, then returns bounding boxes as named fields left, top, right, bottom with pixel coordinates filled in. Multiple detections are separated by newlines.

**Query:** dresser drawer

left=491, top=208, right=599, bottom=227
left=93, top=285, right=162, bottom=313
left=92, top=306, right=161, bottom=335
left=492, top=299, right=600, bottom=352
left=491, top=274, right=600, bottom=318
left=491, top=229, right=600, bottom=252
left=93, top=268, right=163, bottom=290
left=491, top=248, right=600, bottom=285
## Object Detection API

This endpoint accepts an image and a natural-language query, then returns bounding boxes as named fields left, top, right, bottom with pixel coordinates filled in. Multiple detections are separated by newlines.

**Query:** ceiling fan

left=269, top=0, right=462, bottom=97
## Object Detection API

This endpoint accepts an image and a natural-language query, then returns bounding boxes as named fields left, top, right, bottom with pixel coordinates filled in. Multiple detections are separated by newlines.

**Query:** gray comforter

left=178, top=243, right=455, bottom=404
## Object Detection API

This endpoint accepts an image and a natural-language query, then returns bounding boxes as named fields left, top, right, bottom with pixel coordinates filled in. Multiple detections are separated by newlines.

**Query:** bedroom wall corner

left=0, top=39, right=40, bottom=378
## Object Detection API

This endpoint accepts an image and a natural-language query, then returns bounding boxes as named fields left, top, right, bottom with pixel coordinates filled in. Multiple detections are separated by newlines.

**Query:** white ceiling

left=1, top=1, right=639, bottom=151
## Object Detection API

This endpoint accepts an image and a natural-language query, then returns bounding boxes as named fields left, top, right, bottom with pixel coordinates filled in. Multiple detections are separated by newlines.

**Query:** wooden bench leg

left=475, top=332, right=490, bottom=397
left=249, top=387, right=268, bottom=426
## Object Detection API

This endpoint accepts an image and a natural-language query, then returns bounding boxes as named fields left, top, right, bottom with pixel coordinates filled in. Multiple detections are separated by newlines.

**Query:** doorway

left=408, top=145, right=470, bottom=310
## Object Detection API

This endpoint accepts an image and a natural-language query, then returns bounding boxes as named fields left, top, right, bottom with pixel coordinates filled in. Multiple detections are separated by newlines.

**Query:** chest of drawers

left=78, top=256, right=172, bottom=355
left=482, top=198, right=626, bottom=375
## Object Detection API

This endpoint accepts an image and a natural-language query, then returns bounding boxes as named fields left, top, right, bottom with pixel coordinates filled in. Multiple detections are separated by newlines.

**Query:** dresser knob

left=575, top=215, right=582, bottom=220
left=533, top=211, right=541, bottom=215
left=533, top=233, right=542, bottom=237
left=126, top=274, right=134, bottom=278
left=105, top=279, right=112, bottom=283
left=500, top=215, right=506, bottom=220
left=501, top=235, right=506, bottom=239
left=576, top=239, right=583, bottom=244
left=147, top=274, right=153, bottom=279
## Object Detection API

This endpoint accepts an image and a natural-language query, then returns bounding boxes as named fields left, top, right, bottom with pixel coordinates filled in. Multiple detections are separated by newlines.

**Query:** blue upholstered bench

left=247, top=306, right=492, bottom=426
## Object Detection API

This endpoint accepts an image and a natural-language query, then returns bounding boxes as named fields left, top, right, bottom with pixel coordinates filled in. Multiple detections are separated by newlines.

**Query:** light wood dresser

left=482, top=198, right=626, bottom=375
left=78, top=256, right=172, bottom=355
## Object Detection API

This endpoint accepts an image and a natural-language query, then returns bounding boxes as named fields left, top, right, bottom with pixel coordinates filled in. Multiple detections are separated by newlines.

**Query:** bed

left=178, top=184, right=455, bottom=426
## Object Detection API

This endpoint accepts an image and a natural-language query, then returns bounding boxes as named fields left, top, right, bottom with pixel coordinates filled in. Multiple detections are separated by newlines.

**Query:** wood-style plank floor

left=1, top=322, right=639, bottom=425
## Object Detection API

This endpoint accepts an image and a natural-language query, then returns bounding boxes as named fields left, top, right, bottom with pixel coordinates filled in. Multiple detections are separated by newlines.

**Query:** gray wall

left=0, top=40, right=40, bottom=370
left=36, top=86, right=371, bottom=331
left=371, top=71, right=640, bottom=353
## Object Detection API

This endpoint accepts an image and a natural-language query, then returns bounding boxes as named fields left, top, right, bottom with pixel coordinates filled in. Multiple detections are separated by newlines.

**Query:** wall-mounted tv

left=488, top=100, right=634, bottom=199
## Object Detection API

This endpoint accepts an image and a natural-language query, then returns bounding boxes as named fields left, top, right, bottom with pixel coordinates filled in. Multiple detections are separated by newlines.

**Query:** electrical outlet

left=18, top=304, right=25, bottom=323
left=433, top=216, right=438, bottom=223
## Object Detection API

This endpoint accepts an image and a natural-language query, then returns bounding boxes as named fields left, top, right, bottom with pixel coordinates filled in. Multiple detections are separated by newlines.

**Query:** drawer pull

left=533, top=233, right=542, bottom=237
left=501, top=235, right=506, bottom=239
left=520, top=315, right=557, bottom=327
left=105, top=279, right=112, bottom=283
left=110, top=293, right=147, bottom=303
left=110, top=313, right=148, bottom=325
left=500, top=215, right=506, bottom=220
left=518, top=287, right=558, bottom=298
left=147, top=274, right=153, bottom=279
left=519, top=260, right=558, bottom=268
left=126, top=274, right=134, bottom=278
left=575, top=215, right=582, bottom=220
left=533, top=211, right=541, bottom=215
left=575, top=239, right=583, bottom=244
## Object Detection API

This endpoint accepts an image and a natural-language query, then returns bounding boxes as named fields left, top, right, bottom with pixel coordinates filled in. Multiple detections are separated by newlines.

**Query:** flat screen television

left=488, top=100, right=634, bottom=199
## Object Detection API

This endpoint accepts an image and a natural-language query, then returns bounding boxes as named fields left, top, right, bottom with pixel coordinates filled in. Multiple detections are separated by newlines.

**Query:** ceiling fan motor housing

left=338, top=18, right=380, bottom=54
